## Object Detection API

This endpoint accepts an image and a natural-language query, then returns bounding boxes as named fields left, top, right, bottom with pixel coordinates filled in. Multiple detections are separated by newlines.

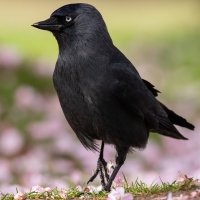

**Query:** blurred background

left=0, top=0, right=200, bottom=193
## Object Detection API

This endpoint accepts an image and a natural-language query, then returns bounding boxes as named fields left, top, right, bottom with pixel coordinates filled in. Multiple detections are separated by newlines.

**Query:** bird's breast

left=53, top=63, right=104, bottom=137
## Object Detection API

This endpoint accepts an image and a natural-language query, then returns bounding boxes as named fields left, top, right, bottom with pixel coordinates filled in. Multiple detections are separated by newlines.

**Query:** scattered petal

left=175, top=172, right=189, bottom=184
left=14, top=192, right=26, bottom=200
left=95, top=185, right=103, bottom=193
left=190, top=191, right=198, bottom=198
left=58, top=189, right=67, bottom=198
left=31, top=185, right=45, bottom=194
left=177, top=194, right=189, bottom=200
left=45, top=187, right=52, bottom=192
left=107, top=187, right=133, bottom=200
left=79, top=195, right=84, bottom=199
left=84, top=186, right=95, bottom=193
left=76, top=185, right=83, bottom=192
left=83, top=185, right=102, bottom=194
left=194, top=179, right=200, bottom=186
left=107, top=160, right=115, bottom=174
left=113, top=176, right=125, bottom=187
left=167, top=192, right=173, bottom=200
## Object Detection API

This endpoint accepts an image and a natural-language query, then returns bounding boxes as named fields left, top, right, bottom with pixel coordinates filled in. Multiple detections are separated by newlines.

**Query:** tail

left=143, top=79, right=195, bottom=138
left=160, top=102, right=195, bottom=130
left=154, top=116, right=188, bottom=140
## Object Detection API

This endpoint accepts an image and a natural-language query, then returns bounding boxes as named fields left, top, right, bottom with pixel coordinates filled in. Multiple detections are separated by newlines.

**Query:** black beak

left=32, top=17, right=63, bottom=31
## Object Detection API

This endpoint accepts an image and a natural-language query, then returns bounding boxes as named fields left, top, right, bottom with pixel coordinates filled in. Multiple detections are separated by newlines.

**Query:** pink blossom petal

left=108, top=187, right=133, bottom=200
left=178, top=194, right=189, bottom=200
left=84, top=185, right=96, bottom=193
left=115, top=187, right=125, bottom=194
left=113, top=176, right=125, bottom=186
left=107, top=160, right=114, bottom=174
left=107, top=194, right=116, bottom=200
left=190, top=191, right=198, bottom=198
left=95, top=185, right=103, bottom=193
left=45, top=187, right=52, bottom=192
left=107, top=193, right=120, bottom=200
left=167, top=192, right=173, bottom=200
left=58, top=189, right=67, bottom=198
left=175, top=172, right=191, bottom=185
left=76, top=185, right=83, bottom=192
left=194, top=179, right=200, bottom=186
left=14, top=192, right=26, bottom=200
left=31, top=185, right=45, bottom=194
left=83, top=185, right=102, bottom=194
left=122, top=193, right=134, bottom=200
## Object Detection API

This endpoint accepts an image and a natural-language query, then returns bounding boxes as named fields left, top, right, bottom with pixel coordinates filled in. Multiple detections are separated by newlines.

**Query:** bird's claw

left=103, top=185, right=111, bottom=192
left=87, top=157, right=110, bottom=187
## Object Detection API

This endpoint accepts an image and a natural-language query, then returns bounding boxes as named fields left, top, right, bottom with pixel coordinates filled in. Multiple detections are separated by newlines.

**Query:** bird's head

left=32, top=3, right=112, bottom=51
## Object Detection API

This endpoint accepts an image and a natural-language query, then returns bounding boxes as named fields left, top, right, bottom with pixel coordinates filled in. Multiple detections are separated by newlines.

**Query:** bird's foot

left=87, top=157, right=110, bottom=187
left=103, top=184, right=111, bottom=192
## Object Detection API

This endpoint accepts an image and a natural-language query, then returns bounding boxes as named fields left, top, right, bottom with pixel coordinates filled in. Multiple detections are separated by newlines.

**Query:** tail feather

left=160, top=102, right=195, bottom=130
left=142, top=79, right=195, bottom=136
left=157, top=117, right=188, bottom=140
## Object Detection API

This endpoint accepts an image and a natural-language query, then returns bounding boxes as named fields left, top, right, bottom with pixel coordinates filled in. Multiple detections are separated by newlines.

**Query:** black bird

left=32, top=3, right=194, bottom=191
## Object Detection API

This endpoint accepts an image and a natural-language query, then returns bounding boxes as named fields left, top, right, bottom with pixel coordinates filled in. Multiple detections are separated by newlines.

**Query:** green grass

left=1, top=176, right=199, bottom=200
left=126, top=177, right=198, bottom=197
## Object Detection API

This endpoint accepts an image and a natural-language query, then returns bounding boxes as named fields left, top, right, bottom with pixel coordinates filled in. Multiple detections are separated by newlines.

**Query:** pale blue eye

left=66, top=16, right=72, bottom=22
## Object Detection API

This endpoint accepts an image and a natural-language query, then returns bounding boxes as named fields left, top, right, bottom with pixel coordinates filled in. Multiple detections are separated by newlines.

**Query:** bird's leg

left=101, top=155, right=110, bottom=182
left=104, top=147, right=128, bottom=192
left=87, top=142, right=110, bottom=186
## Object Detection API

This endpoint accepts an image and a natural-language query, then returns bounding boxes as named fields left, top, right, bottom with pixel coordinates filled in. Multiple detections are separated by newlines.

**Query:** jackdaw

left=32, top=3, right=194, bottom=191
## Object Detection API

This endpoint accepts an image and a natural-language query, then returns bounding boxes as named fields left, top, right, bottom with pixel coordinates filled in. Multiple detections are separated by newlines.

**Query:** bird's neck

left=55, top=29, right=114, bottom=59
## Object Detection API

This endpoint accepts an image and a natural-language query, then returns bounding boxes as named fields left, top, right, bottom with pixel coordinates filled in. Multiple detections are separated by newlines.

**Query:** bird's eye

left=65, top=16, right=72, bottom=23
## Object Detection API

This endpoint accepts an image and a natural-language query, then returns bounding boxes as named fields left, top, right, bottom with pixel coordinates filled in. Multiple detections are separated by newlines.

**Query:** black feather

left=33, top=3, right=195, bottom=191
left=142, top=79, right=195, bottom=131
left=160, top=103, right=195, bottom=130
left=142, top=79, right=160, bottom=97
